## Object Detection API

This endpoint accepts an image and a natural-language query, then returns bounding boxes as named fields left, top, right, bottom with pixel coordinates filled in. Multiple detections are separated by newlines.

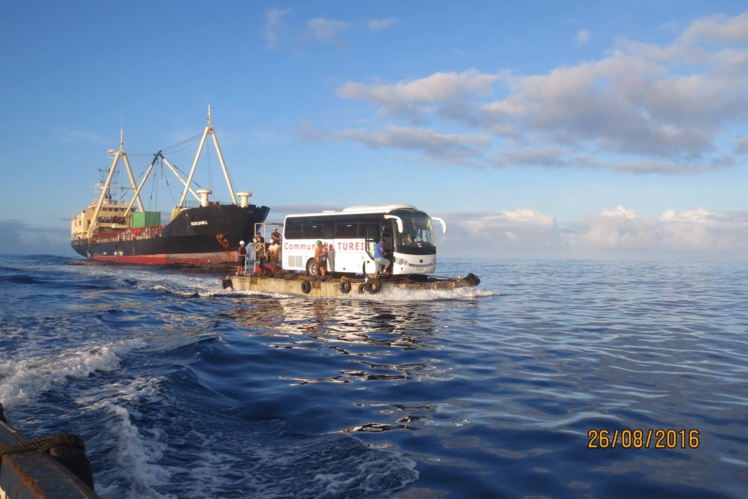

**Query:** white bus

left=282, top=204, right=447, bottom=277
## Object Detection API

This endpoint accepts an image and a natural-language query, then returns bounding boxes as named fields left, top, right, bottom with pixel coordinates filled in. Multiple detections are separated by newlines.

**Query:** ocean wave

left=0, top=339, right=146, bottom=410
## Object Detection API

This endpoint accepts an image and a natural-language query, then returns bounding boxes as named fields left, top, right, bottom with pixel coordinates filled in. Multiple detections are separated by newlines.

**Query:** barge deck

left=222, top=271, right=480, bottom=297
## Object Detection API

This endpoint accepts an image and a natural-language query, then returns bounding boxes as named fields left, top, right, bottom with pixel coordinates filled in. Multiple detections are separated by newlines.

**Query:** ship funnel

left=237, top=191, right=252, bottom=208
left=196, top=188, right=213, bottom=207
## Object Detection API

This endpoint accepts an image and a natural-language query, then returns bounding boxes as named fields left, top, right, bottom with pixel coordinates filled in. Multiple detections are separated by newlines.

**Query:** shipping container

left=131, top=211, right=162, bottom=228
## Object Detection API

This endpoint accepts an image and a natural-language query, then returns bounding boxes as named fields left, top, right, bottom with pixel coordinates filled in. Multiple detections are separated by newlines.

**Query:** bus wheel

left=365, top=278, right=382, bottom=294
left=300, top=280, right=312, bottom=294
left=306, top=259, right=317, bottom=276
left=339, top=280, right=352, bottom=294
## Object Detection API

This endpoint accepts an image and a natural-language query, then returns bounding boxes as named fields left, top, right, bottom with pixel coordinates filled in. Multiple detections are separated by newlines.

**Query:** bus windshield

left=394, top=213, right=436, bottom=251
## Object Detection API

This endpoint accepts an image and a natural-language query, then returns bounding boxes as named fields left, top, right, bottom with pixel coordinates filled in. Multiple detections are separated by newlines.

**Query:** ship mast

left=178, top=105, right=238, bottom=208
left=87, top=130, right=143, bottom=239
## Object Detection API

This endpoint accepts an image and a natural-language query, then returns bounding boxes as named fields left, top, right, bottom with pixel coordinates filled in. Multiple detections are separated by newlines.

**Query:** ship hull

left=71, top=204, right=270, bottom=265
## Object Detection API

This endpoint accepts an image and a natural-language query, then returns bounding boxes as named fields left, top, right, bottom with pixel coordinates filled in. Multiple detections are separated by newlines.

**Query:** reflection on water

left=225, top=295, right=444, bottom=387
left=228, top=295, right=441, bottom=346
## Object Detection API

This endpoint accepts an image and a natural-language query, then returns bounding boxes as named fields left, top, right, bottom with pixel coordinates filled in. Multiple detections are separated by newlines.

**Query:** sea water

left=0, top=254, right=746, bottom=498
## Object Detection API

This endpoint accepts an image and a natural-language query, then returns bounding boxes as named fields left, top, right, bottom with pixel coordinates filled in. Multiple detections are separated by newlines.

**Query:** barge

left=222, top=271, right=480, bottom=297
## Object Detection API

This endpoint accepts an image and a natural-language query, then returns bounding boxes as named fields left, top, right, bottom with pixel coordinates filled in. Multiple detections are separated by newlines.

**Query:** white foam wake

left=0, top=339, right=145, bottom=410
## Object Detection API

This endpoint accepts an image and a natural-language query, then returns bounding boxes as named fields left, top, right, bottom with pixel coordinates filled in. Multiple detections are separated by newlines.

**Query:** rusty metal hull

left=0, top=419, right=98, bottom=498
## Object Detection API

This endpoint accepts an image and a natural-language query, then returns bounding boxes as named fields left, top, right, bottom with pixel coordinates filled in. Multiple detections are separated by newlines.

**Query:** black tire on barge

left=365, top=279, right=382, bottom=294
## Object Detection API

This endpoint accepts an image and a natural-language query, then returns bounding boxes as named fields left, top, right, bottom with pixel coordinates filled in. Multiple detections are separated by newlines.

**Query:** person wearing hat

left=314, top=240, right=328, bottom=276
left=236, top=240, right=247, bottom=275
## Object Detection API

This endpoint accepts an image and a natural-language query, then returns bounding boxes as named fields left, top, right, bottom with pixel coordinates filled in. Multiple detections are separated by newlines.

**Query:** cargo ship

left=70, top=107, right=269, bottom=265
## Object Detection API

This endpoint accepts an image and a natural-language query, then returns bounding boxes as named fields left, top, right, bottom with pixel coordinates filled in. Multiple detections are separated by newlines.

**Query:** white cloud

left=606, top=160, right=721, bottom=174
left=481, top=54, right=733, bottom=159
left=327, top=12, right=748, bottom=174
left=576, top=29, right=592, bottom=45
left=433, top=206, right=748, bottom=260
left=338, top=70, right=502, bottom=119
left=306, top=18, right=350, bottom=45
left=439, top=209, right=564, bottom=257
left=58, top=129, right=105, bottom=144
left=262, top=10, right=397, bottom=49
left=367, top=18, right=399, bottom=31
left=300, top=122, right=490, bottom=164
left=735, top=136, right=748, bottom=154
left=600, top=205, right=637, bottom=219
left=0, top=220, right=69, bottom=255
left=568, top=206, right=748, bottom=258
left=262, top=8, right=293, bottom=50
left=680, top=12, right=748, bottom=44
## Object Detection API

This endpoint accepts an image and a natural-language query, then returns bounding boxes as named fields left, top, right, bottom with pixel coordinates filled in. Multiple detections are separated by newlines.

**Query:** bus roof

left=286, top=204, right=421, bottom=217
left=342, top=204, right=417, bottom=213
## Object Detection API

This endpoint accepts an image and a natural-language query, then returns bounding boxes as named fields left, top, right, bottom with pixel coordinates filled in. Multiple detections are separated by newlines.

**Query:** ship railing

left=96, top=216, right=127, bottom=224
left=182, top=200, right=231, bottom=208
left=90, top=225, right=165, bottom=243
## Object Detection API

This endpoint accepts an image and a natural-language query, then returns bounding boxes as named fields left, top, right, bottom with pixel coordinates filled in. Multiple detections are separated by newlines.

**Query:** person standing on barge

left=236, top=240, right=247, bottom=275
left=253, top=237, right=266, bottom=273
left=315, top=240, right=328, bottom=276
left=267, top=241, right=280, bottom=275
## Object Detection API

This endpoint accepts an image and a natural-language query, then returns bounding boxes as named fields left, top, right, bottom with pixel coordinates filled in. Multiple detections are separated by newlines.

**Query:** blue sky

left=1, top=1, right=747, bottom=260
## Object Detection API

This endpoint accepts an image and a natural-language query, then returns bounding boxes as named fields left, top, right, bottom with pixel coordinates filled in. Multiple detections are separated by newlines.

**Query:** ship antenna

left=207, top=104, right=212, bottom=127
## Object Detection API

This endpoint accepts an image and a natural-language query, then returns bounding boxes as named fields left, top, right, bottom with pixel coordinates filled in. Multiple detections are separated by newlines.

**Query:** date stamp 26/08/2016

left=587, top=429, right=700, bottom=449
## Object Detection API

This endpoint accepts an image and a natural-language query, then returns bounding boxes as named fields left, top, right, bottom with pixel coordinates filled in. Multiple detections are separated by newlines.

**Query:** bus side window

left=359, top=223, right=379, bottom=240
left=285, top=218, right=302, bottom=239
left=335, top=223, right=355, bottom=238
left=302, top=221, right=323, bottom=239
